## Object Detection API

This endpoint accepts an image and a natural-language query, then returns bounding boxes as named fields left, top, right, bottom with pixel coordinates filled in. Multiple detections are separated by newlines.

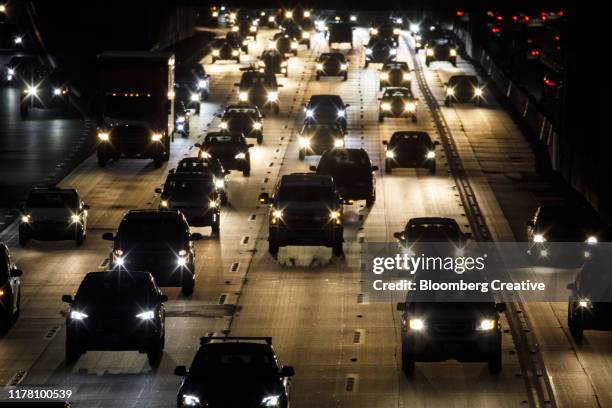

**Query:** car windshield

left=9, top=56, right=38, bottom=68
left=164, top=177, right=215, bottom=193
left=190, top=347, right=277, bottom=377
left=450, top=76, right=478, bottom=87
left=242, top=74, right=267, bottom=85
left=26, top=192, right=78, bottom=208
left=304, top=124, right=341, bottom=134
left=205, top=134, right=243, bottom=145
left=433, top=38, right=452, bottom=46
left=321, top=54, right=343, bottom=61
left=310, top=96, right=343, bottom=106
left=118, top=218, right=185, bottom=243
left=385, top=63, right=407, bottom=70
left=278, top=186, right=334, bottom=202
left=227, top=107, right=256, bottom=115
left=75, top=274, right=155, bottom=306
left=384, top=89, right=411, bottom=98
left=405, top=223, right=462, bottom=241
left=319, top=151, right=370, bottom=173
left=104, top=94, right=157, bottom=121
left=177, top=159, right=220, bottom=173
left=391, top=133, right=430, bottom=146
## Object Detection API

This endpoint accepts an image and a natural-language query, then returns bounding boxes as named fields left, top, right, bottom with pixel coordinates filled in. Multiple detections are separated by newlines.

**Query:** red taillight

left=512, top=15, right=518, bottom=21
left=555, top=35, right=560, bottom=41
left=456, top=10, right=464, bottom=16
left=497, top=15, right=503, bottom=21
left=524, top=15, right=530, bottom=22
left=491, top=27, right=500, bottom=33
left=558, top=10, right=564, bottom=17
left=544, top=79, right=556, bottom=87
left=531, top=50, right=540, bottom=56
left=541, top=14, right=547, bottom=21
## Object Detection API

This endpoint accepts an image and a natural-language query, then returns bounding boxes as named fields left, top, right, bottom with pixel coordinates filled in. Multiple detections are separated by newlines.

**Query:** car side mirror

left=566, top=283, right=576, bottom=291
left=280, top=366, right=295, bottom=377
left=169, top=168, right=175, bottom=174
left=345, top=104, right=350, bottom=108
left=223, top=170, right=231, bottom=176
left=160, top=294, right=169, bottom=303
left=443, top=82, right=448, bottom=86
left=434, top=141, right=440, bottom=146
left=190, top=232, right=204, bottom=241
left=309, top=165, right=317, bottom=171
left=371, top=165, right=379, bottom=171
left=382, top=141, right=388, bottom=145
left=258, top=192, right=270, bottom=204
left=62, top=295, right=73, bottom=304
left=194, top=143, right=202, bottom=148
left=155, top=188, right=163, bottom=194
left=234, top=82, right=240, bottom=87
left=495, top=303, right=506, bottom=313
left=396, top=302, right=406, bottom=311
left=463, top=232, right=473, bottom=240
left=102, top=232, right=114, bottom=241
left=526, top=220, right=534, bottom=228
left=82, top=204, right=90, bottom=210
left=174, top=365, right=188, bottom=376
left=393, top=231, right=404, bottom=240
left=277, top=84, right=284, bottom=87
left=248, top=143, right=254, bottom=148
left=11, top=268, right=23, bottom=277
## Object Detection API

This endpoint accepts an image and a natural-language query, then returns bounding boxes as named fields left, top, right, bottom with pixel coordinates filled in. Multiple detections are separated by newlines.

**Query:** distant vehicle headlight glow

left=8, top=68, right=14, bottom=75
left=267, top=91, right=278, bottom=101
left=304, top=11, right=311, bottom=18
left=446, top=88, right=454, bottom=96
left=340, top=63, right=348, bottom=70
left=97, top=132, right=110, bottom=141
left=533, top=234, right=546, bottom=243
left=330, top=210, right=341, bottom=219
left=380, top=72, right=389, bottom=80
left=25, top=85, right=37, bottom=96
left=151, top=133, right=163, bottom=142
left=299, top=137, right=310, bottom=148
left=477, top=319, right=495, bottom=331
left=161, top=200, right=168, bottom=207
left=474, top=87, right=483, bottom=96
left=212, top=50, right=220, bottom=56
left=409, top=318, right=424, bottom=330
left=291, top=41, right=299, bottom=49
left=136, top=310, right=155, bottom=320
left=21, top=214, right=30, bottom=223
left=53, top=88, right=61, bottom=95
left=253, top=121, right=262, bottom=130
left=182, top=395, right=200, bottom=406
left=209, top=200, right=219, bottom=208
left=410, top=23, right=420, bottom=33
left=426, top=49, right=434, bottom=56
left=177, top=115, right=186, bottom=123
left=316, top=63, right=323, bottom=70
left=403, top=73, right=410, bottom=81
left=70, top=214, right=81, bottom=224
left=70, top=311, right=88, bottom=320
left=262, top=395, right=280, bottom=407
left=115, top=256, right=125, bottom=266
left=405, top=102, right=416, bottom=111
left=381, top=102, right=391, bottom=110
left=390, top=49, right=397, bottom=55
left=426, top=151, right=435, bottom=159
left=450, top=49, right=457, bottom=56
left=337, top=109, right=345, bottom=118
left=239, top=92, right=248, bottom=101
left=305, top=109, right=314, bottom=117
left=334, top=139, right=344, bottom=148
left=365, top=48, right=372, bottom=55
left=586, top=236, right=598, bottom=245
left=302, top=32, right=310, bottom=39
left=396, top=18, right=403, bottom=24
left=232, top=50, right=239, bottom=56
left=393, top=28, right=401, bottom=35
left=219, top=122, right=228, bottom=129
left=14, top=36, right=22, bottom=44
left=215, top=178, right=225, bottom=189
left=385, top=150, right=395, bottom=158
left=370, top=28, right=379, bottom=35
left=350, top=15, right=357, bottom=22
left=235, top=152, right=246, bottom=159
left=190, top=93, right=200, bottom=102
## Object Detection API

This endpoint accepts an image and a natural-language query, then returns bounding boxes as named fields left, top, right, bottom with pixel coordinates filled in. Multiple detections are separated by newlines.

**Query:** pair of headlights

left=21, top=214, right=81, bottom=224
left=70, top=310, right=155, bottom=321
left=409, top=318, right=495, bottom=331
left=181, top=394, right=280, bottom=407
left=380, top=73, right=410, bottom=81
left=380, top=102, right=416, bottom=111
left=385, top=150, right=435, bottom=159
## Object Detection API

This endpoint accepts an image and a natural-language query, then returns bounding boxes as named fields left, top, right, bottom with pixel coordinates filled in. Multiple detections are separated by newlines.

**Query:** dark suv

left=175, top=337, right=295, bottom=408
left=19, top=187, right=89, bottom=246
left=315, top=53, right=348, bottom=81
left=196, top=132, right=252, bottom=177
left=235, top=69, right=282, bottom=114
left=219, top=103, right=264, bottom=144
left=444, top=75, right=484, bottom=106
left=103, top=210, right=203, bottom=295
left=0, top=243, right=22, bottom=329
left=259, top=173, right=344, bottom=256
left=298, top=123, right=344, bottom=160
left=425, top=37, right=457, bottom=67
left=173, top=157, right=229, bottom=204
left=303, top=94, right=349, bottom=133
left=62, top=271, right=167, bottom=366
left=310, top=148, right=377, bottom=207
left=364, top=37, right=397, bottom=67
left=19, top=65, right=71, bottom=118
left=383, top=131, right=439, bottom=174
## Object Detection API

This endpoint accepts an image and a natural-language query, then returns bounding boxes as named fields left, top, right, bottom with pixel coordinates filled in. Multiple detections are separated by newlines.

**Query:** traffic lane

left=2, top=26, right=311, bottom=406
left=227, top=28, right=526, bottom=407
left=415, top=35, right=602, bottom=406
left=0, top=87, right=91, bottom=232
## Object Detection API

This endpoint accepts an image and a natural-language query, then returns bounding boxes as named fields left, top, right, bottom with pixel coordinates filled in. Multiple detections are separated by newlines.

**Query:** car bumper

left=19, top=222, right=82, bottom=240
left=269, top=225, right=343, bottom=246
left=339, top=185, right=373, bottom=201
left=387, top=157, right=434, bottom=169
left=170, top=207, right=219, bottom=227
left=404, top=331, right=500, bottom=362
left=98, top=141, right=166, bottom=159
left=67, top=321, right=162, bottom=351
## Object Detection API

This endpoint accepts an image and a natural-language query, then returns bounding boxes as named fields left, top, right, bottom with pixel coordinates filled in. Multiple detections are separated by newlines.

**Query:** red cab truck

left=95, top=52, right=175, bottom=168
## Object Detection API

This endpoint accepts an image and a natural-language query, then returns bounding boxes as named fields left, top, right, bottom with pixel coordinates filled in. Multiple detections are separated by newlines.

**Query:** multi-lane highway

left=0, top=21, right=602, bottom=408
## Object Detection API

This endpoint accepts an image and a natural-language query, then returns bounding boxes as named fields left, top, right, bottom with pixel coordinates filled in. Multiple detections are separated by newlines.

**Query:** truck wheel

left=269, top=239, right=279, bottom=256
left=569, top=311, right=584, bottom=344
left=332, top=240, right=343, bottom=256
left=378, top=115, right=384, bottom=123
left=242, top=163, right=251, bottom=177
left=153, top=154, right=163, bottom=168
left=385, top=160, right=392, bottom=174
left=97, top=152, right=107, bottom=167
left=236, top=57, right=241, bottom=63
left=212, top=57, right=217, bottom=63
left=366, top=193, right=376, bottom=207
left=411, top=115, right=417, bottom=123
left=316, top=74, right=320, bottom=81
left=285, top=71, right=288, bottom=78
left=402, top=352, right=415, bottom=376
left=425, top=60, right=430, bottom=67
left=343, top=73, right=348, bottom=81
left=257, top=133, right=263, bottom=144
left=429, top=162, right=436, bottom=175
left=364, top=61, right=369, bottom=68
left=274, top=106, right=279, bottom=115
left=75, top=229, right=85, bottom=246
left=20, top=105, right=28, bottom=119
left=299, top=149, right=305, bottom=160
left=195, top=105, right=200, bottom=114
left=147, top=337, right=164, bottom=368
left=452, top=60, right=457, bottom=67
left=202, top=90, right=209, bottom=100
left=181, top=277, right=194, bottom=296
left=444, top=98, right=450, bottom=107
left=211, top=218, right=221, bottom=237
left=65, top=338, right=81, bottom=364
left=488, top=348, right=502, bottom=375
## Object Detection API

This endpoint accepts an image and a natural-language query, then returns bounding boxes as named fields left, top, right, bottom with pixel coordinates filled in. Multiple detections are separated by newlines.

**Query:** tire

left=284, top=71, right=288, bottom=78
left=425, top=60, right=430, bottom=67
left=97, top=152, right=107, bottom=167
left=195, top=105, right=200, bottom=114
left=366, top=193, right=376, bottom=207
left=65, top=337, right=81, bottom=364
left=385, top=160, right=392, bottom=174
left=181, top=277, right=194, bottom=296
left=568, top=306, right=584, bottom=344
left=488, top=348, right=502, bottom=375
left=269, top=239, right=279, bottom=256
left=242, top=163, right=251, bottom=177
left=343, top=73, right=348, bottom=81
left=257, top=133, right=263, bottom=144
left=212, top=217, right=220, bottom=237
left=18, top=233, right=29, bottom=247
left=274, top=106, right=279, bottom=115
left=429, top=162, right=436, bottom=175
left=411, top=115, right=417, bottom=123
left=401, top=352, right=415, bottom=376
left=299, top=149, right=305, bottom=160
left=316, top=74, right=320, bottom=81
left=452, top=61, right=457, bottom=67
left=212, top=57, right=217, bottom=63
left=378, top=115, right=384, bottom=123
left=236, top=57, right=241, bottom=63
left=364, top=61, right=369, bottom=68
left=202, top=90, right=209, bottom=100
left=19, top=105, right=28, bottom=119
left=147, top=338, right=164, bottom=368
left=153, top=154, right=163, bottom=169
left=332, top=240, right=343, bottom=256
left=220, top=191, right=228, bottom=205
left=444, top=98, right=450, bottom=107
left=75, top=229, right=84, bottom=246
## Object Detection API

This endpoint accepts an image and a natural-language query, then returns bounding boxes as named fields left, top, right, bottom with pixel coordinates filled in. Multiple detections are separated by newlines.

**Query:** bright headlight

left=212, top=11, right=219, bottom=17
left=416, top=41, right=422, bottom=47
left=215, top=178, right=225, bottom=189
left=250, top=26, right=257, bottom=32
left=219, top=122, right=228, bottom=129
left=393, top=28, right=401, bottom=35
left=268, top=16, right=275, bottom=22
left=477, top=319, right=495, bottom=331
left=53, top=88, right=61, bottom=95
left=8, top=68, right=14, bottom=75
left=305, top=109, right=314, bottom=117
left=578, top=298, right=592, bottom=308
left=14, top=36, right=22, bottom=44
left=302, top=32, right=310, bottom=39
left=409, top=318, right=424, bottom=330
left=70, top=214, right=81, bottom=224
left=151, top=133, right=163, bottom=142
left=268, top=41, right=277, bottom=49
left=291, top=41, right=299, bottom=49
left=262, top=395, right=280, bottom=407
left=177, top=115, right=186, bottom=123
left=281, top=61, right=288, bottom=67
left=586, top=236, right=598, bottom=245
left=182, top=395, right=200, bottom=406
left=232, top=50, right=239, bottom=56
left=450, top=49, right=457, bottom=56
left=212, top=50, right=220, bottom=56
left=405, top=102, right=416, bottom=111
left=190, top=93, right=200, bottom=102
left=474, top=87, right=483, bottom=96
left=337, top=110, right=345, bottom=118
left=197, top=79, right=207, bottom=89
left=350, top=15, right=357, bottom=21
left=380, top=72, right=389, bottom=80
left=273, top=209, right=283, bottom=219
left=97, top=132, right=110, bottom=141
left=426, top=151, right=435, bottom=159
left=304, top=11, right=311, bottom=18
left=446, top=88, right=454, bottom=96
left=365, top=48, right=372, bottom=55
left=161, top=200, right=168, bottom=207
left=410, top=23, right=420, bottom=33
left=25, top=86, right=37, bottom=96
left=21, top=214, right=31, bottom=223
left=299, top=137, right=310, bottom=148
left=330, top=210, right=341, bottom=219
left=235, top=152, right=246, bottom=159
left=370, top=28, right=378, bottom=35
left=340, top=63, right=348, bottom=70
left=396, top=18, right=403, bottom=24
left=385, top=150, right=395, bottom=158
left=381, top=102, right=391, bottom=110
left=258, top=61, right=265, bottom=68
left=239, top=92, right=248, bottom=101
left=70, top=311, right=88, bottom=320
left=267, top=91, right=278, bottom=101
left=403, top=73, right=410, bottom=81
left=285, top=11, right=293, bottom=18
left=316, top=63, right=323, bottom=70
left=334, top=139, right=344, bottom=148
left=426, top=49, right=434, bottom=56
left=390, top=49, right=397, bottom=56
left=253, top=122, right=262, bottom=130
left=136, top=310, right=155, bottom=320
left=209, top=200, right=219, bottom=208
left=115, top=256, right=125, bottom=266
left=533, top=234, right=546, bottom=243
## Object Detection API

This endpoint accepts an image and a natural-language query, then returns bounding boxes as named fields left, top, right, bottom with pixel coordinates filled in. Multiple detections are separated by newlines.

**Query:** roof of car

left=391, top=131, right=431, bottom=139
left=124, top=209, right=184, bottom=220
left=29, top=187, right=77, bottom=195
left=281, top=173, right=334, bottom=187
left=309, top=94, right=344, bottom=103
left=407, top=217, right=458, bottom=225
left=320, top=52, right=345, bottom=59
